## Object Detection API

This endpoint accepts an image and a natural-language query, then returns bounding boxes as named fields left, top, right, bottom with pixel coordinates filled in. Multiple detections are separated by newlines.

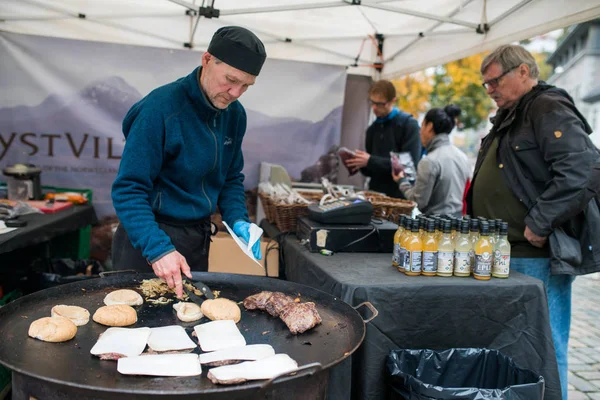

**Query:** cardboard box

left=208, top=232, right=279, bottom=277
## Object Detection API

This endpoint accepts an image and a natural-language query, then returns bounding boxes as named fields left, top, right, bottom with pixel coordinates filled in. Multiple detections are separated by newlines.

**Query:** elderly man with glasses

left=345, top=79, right=422, bottom=198
left=466, top=44, right=600, bottom=400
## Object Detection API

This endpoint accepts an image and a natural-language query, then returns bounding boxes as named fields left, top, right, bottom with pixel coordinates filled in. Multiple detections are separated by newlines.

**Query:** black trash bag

left=387, top=348, right=545, bottom=400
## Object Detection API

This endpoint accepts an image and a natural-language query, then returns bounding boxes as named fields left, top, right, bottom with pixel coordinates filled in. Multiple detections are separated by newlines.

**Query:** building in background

left=547, top=19, right=600, bottom=145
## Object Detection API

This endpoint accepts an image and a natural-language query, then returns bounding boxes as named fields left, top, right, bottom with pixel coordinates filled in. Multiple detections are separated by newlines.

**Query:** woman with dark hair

left=392, top=105, right=471, bottom=217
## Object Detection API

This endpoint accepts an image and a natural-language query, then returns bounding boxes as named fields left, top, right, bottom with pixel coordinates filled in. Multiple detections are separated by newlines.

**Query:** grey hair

left=481, top=44, right=539, bottom=79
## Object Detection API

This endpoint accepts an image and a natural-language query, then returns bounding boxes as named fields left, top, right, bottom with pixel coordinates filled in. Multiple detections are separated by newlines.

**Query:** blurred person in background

left=393, top=105, right=470, bottom=217
left=345, top=80, right=422, bottom=198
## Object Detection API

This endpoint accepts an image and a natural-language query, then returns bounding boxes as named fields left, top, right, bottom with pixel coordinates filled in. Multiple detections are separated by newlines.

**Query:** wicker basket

left=258, top=191, right=318, bottom=232
left=368, top=197, right=416, bottom=223
left=258, top=192, right=275, bottom=222
left=272, top=203, right=311, bottom=232
left=259, top=189, right=414, bottom=231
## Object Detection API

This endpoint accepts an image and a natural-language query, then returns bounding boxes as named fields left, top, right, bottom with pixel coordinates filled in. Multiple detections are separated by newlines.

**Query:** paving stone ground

left=567, top=273, right=600, bottom=399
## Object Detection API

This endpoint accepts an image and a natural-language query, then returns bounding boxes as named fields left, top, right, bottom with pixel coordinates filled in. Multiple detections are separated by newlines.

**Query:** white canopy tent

left=2, top=0, right=600, bottom=78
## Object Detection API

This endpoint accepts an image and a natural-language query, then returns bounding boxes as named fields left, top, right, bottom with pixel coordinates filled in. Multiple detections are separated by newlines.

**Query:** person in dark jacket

left=111, top=26, right=267, bottom=298
left=345, top=80, right=422, bottom=198
left=467, top=44, right=600, bottom=400
left=393, top=105, right=470, bottom=217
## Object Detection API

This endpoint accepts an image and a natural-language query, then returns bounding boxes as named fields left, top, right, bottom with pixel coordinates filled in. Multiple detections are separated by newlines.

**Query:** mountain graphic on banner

left=0, top=76, right=341, bottom=217
left=0, top=76, right=142, bottom=131
left=243, top=106, right=342, bottom=186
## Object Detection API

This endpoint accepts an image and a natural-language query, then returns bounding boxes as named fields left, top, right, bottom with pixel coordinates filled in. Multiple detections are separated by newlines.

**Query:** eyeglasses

left=369, top=99, right=390, bottom=107
left=481, top=66, right=519, bottom=90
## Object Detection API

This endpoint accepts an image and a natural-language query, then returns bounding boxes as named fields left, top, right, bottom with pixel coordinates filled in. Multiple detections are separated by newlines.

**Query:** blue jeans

left=511, top=258, right=574, bottom=400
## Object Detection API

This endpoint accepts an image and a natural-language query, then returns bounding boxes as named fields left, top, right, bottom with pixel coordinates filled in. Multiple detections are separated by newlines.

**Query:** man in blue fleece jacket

left=111, top=26, right=266, bottom=298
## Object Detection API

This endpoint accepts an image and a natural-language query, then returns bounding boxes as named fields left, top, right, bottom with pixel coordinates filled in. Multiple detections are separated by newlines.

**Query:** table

left=0, top=204, right=97, bottom=255
left=276, top=232, right=561, bottom=400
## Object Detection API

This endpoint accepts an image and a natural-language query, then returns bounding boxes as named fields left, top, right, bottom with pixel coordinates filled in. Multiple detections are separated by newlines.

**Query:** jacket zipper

left=201, top=113, right=220, bottom=212
left=152, top=191, right=162, bottom=212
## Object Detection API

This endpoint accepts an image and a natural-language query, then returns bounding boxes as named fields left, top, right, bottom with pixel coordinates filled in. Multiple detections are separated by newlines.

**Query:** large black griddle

left=0, top=272, right=376, bottom=398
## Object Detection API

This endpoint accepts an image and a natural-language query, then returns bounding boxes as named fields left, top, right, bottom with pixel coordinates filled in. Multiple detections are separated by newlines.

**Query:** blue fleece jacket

left=111, top=67, right=249, bottom=263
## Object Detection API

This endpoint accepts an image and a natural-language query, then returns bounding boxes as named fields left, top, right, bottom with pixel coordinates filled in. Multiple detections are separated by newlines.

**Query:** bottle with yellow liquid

left=487, top=220, right=497, bottom=265
left=434, top=218, right=443, bottom=241
left=437, top=220, right=454, bottom=277
left=392, top=215, right=407, bottom=267
left=418, top=216, right=427, bottom=241
left=492, top=222, right=511, bottom=278
left=450, top=218, right=458, bottom=241
left=468, top=219, right=480, bottom=272
left=405, top=222, right=423, bottom=276
left=421, top=220, right=438, bottom=276
left=487, top=220, right=497, bottom=248
left=399, top=218, right=412, bottom=273
left=473, top=221, right=493, bottom=280
left=454, top=220, right=472, bottom=277
left=494, top=219, right=503, bottom=244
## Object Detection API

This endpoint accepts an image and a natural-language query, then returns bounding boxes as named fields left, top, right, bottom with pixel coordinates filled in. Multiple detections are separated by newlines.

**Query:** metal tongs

left=182, top=279, right=214, bottom=305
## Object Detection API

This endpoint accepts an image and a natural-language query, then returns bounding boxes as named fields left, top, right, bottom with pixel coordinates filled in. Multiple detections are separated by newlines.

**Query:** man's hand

left=233, top=220, right=263, bottom=260
left=524, top=226, right=547, bottom=248
left=345, top=150, right=371, bottom=170
left=151, top=251, right=193, bottom=299
left=392, top=170, right=405, bottom=183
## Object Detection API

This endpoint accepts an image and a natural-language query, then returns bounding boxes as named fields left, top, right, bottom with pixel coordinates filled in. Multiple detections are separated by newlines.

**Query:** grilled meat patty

left=279, top=302, right=322, bottom=334
left=264, top=292, right=295, bottom=317
left=243, top=291, right=273, bottom=310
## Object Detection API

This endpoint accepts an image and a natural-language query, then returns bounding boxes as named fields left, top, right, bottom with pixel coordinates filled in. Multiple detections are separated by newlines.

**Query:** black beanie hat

left=207, top=26, right=267, bottom=76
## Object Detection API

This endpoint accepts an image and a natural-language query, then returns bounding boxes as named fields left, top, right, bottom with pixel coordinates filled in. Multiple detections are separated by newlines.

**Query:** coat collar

left=182, top=66, right=220, bottom=119
left=426, top=133, right=450, bottom=153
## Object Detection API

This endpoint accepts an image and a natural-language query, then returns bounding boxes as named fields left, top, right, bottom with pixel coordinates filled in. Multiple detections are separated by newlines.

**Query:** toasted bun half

left=28, top=316, right=77, bottom=342
left=173, top=302, right=203, bottom=322
left=201, top=298, right=241, bottom=323
left=51, top=305, right=90, bottom=326
left=93, top=305, right=137, bottom=327
left=103, top=289, right=143, bottom=306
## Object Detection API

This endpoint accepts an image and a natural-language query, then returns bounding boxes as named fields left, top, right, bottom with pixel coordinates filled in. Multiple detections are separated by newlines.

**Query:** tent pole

left=220, top=2, right=347, bottom=16
left=383, top=0, right=477, bottom=63
left=168, top=0, right=198, bottom=11
left=361, top=2, right=478, bottom=29
left=489, top=0, right=533, bottom=27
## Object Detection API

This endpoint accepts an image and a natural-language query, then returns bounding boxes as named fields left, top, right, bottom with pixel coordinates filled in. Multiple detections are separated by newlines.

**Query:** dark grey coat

left=467, top=82, right=600, bottom=275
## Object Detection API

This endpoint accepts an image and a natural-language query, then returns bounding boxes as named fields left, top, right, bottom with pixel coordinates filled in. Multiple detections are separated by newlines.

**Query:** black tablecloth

left=0, top=204, right=97, bottom=255
left=279, top=234, right=561, bottom=400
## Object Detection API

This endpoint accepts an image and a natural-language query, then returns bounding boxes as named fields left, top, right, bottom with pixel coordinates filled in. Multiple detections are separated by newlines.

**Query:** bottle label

left=398, top=247, right=407, bottom=269
left=422, top=251, right=437, bottom=273
left=474, top=252, right=493, bottom=276
left=454, top=251, right=471, bottom=274
left=493, top=251, right=510, bottom=276
left=392, top=243, right=400, bottom=264
left=437, top=251, right=454, bottom=274
left=404, top=250, right=411, bottom=273
left=468, top=249, right=475, bottom=270
left=410, top=251, right=422, bottom=273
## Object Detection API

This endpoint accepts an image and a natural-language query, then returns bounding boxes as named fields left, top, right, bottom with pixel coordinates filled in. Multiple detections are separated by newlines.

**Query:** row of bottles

left=392, top=214, right=511, bottom=279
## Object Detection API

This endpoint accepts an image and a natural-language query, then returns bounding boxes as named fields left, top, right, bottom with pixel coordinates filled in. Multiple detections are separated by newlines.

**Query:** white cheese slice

left=90, top=327, right=151, bottom=358
left=118, top=354, right=201, bottom=376
left=193, top=320, right=246, bottom=352
left=207, top=354, right=298, bottom=384
left=199, top=344, right=275, bottom=365
left=147, top=325, right=196, bottom=352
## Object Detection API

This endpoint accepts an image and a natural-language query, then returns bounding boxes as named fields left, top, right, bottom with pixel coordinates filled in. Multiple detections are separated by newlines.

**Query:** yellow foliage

left=392, top=72, right=432, bottom=118
left=531, top=52, right=553, bottom=81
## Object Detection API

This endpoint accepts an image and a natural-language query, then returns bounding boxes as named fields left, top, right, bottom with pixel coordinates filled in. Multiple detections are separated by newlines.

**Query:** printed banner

left=0, top=32, right=346, bottom=217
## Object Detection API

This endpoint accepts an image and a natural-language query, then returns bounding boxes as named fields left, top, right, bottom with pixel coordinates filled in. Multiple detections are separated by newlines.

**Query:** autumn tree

left=391, top=50, right=552, bottom=130
left=532, top=52, right=553, bottom=81
left=429, top=53, right=494, bottom=130
left=392, top=72, right=432, bottom=118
